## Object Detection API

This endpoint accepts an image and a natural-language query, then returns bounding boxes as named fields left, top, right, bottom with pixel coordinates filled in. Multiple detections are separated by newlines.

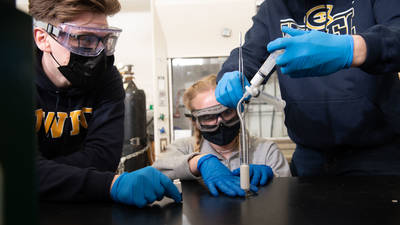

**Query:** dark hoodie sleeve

left=52, top=67, right=125, bottom=172
left=38, top=154, right=115, bottom=201
left=356, top=0, right=400, bottom=74
left=217, top=1, right=272, bottom=83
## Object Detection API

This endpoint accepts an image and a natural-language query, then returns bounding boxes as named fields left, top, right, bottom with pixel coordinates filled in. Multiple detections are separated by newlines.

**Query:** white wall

left=154, top=0, right=256, bottom=58
left=108, top=11, right=154, bottom=107
left=151, top=0, right=170, bottom=157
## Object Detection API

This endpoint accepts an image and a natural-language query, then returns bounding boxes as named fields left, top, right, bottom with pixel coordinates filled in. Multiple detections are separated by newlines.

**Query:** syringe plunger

left=240, top=164, right=250, bottom=191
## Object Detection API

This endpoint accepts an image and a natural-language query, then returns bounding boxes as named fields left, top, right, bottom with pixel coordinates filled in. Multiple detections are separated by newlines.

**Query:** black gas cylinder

left=123, top=76, right=147, bottom=155
left=121, top=70, right=150, bottom=172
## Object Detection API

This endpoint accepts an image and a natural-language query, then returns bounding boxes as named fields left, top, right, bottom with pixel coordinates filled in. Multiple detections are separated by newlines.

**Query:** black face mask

left=201, top=122, right=240, bottom=146
left=53, top=51, right=110, bottom=89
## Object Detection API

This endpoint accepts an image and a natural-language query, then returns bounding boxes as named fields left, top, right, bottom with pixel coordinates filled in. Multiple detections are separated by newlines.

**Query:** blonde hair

left=183, top=74, right=238, bottom=152
left=29, top=0, right=121, bottom=24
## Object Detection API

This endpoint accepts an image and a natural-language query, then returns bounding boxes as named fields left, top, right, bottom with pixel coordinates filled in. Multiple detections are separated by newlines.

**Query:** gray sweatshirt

left=152, top=136, right=291, bottom=180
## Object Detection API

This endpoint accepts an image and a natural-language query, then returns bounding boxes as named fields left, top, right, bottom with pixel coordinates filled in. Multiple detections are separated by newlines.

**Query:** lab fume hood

left=168, top=58, right=287, bottom=140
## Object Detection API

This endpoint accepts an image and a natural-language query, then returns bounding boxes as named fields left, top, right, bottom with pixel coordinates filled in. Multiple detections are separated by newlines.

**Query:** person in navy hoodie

left=216, top=0, right=400, bottom=176
left=30, top=0, right=181, bottom=207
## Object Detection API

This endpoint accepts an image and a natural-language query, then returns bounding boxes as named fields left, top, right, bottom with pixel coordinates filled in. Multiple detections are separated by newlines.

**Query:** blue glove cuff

left=110, top=172, right=127, bottom=202
left=344, top=35, right=354, bottom=68
left=197, top=154, right=218, bottom=172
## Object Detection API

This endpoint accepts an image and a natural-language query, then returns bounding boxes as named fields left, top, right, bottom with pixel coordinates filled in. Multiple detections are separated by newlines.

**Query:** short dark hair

left=29, top=0, right=121, bottom=23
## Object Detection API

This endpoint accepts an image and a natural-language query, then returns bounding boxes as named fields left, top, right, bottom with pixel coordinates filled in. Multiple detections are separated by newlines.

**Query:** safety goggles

left=34, top=20, right=122, bottom=57
left=191, top=104, right=239, bottom=132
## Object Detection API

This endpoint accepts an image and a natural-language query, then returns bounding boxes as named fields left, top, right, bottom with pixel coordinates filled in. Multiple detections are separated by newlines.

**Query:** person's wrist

left=351, top=35, right=367, bottom=67
left=110, top=174, right=120, bottom=193
left=189, top=154, right=204, bottom=176
left=196, top=154, right=217, bottom=172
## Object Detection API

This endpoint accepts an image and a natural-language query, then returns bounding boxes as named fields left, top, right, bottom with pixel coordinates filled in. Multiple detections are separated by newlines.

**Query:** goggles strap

left=34, top=20, right=60, bottom=37
left=45, top=23, right=60, bottom=37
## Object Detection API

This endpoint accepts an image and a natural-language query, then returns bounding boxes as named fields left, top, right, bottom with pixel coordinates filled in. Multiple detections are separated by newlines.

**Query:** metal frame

left=167, top=58, right=174, bottom=142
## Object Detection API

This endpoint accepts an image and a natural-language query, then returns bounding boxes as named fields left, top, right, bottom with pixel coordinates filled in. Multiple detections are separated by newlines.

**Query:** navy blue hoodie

left=36, top=50, right=125, bottom=201
left=218, top=0, right=400, bottom=151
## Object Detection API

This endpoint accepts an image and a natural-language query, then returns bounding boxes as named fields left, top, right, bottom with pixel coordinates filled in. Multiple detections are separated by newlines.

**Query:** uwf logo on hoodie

left=280, top=4, right=355, bottom=35
left=35, top=107, right=93, bottom=138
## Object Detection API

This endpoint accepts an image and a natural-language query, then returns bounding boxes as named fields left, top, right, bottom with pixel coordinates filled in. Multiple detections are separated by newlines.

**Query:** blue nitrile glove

left=215, top=71, right=251, bottom=109
left=267, top=26, right=354, bottom=77
left=232, top=164, right=274, bottom=186
left=110, top=166, right=182, bottom=207
left=197, top=154, right=258, bottom=196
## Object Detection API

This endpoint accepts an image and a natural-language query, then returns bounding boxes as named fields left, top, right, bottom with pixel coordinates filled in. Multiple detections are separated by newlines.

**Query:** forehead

left=65, top=12, right=108, bottom=28
left=191, top=89, right=218, bottom=111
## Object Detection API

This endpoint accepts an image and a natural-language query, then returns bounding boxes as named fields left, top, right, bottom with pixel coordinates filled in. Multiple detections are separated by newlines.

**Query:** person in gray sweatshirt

left=153, top=74, right=291, bottom=197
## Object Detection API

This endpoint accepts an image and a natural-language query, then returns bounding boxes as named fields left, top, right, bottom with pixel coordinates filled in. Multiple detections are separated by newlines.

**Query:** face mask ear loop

left=50, top=52, right=62, bottom=67
left=46, top=31, right=64, bottom=67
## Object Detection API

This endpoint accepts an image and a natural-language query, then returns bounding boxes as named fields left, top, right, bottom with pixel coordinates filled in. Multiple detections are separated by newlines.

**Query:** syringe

left=237, top=48, right=286, bottom=195
left=243, top=49, right=285, bottom=104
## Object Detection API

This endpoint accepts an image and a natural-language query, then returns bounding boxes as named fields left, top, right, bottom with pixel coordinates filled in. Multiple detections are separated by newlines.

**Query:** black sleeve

left=52, top=67, right=125, bottom=172
left=217, top=1, right=272, bottom=83
left=358, top=0, right=400, bottom=74
left=38, top=153, right=115, bottom=201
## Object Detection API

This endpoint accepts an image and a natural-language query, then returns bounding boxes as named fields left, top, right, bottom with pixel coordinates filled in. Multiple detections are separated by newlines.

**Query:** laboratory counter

left=40, top=176, right=400, bottom=225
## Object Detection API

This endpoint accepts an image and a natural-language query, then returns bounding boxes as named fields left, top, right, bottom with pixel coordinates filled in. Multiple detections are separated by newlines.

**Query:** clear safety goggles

left=191, top=104, right=239, bottom=132
left=34, top=20, right=122, bottom=57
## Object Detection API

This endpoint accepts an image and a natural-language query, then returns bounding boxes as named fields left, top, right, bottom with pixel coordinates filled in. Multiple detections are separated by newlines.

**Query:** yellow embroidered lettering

left=35, top=109, right=43, bottom=132
left=44, top=112, right=55, bottom=134
left=80, top=107, right=93, bottom=129
left=50, top=112, right=68, bottom=138
left=70, top=110, right=82, bottom=136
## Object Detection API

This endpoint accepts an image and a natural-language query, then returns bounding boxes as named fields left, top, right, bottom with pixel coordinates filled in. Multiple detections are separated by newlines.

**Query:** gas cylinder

left=121, top=65, right=148, bottom=171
